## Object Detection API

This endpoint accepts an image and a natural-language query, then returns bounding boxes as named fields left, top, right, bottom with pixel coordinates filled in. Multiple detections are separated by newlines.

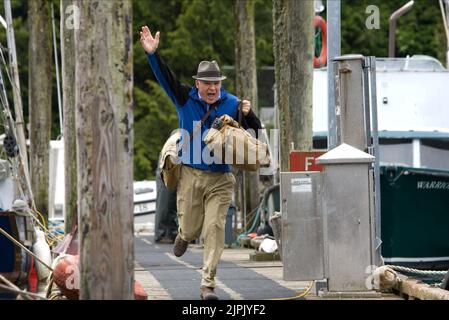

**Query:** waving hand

left=140, top=26, right=160, bottom=54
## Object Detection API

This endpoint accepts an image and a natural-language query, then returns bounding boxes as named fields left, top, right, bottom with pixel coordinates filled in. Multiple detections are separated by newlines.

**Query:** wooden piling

left=75, top=0, right=134, bottom=300
left=394, top=276, right=449, bottom=300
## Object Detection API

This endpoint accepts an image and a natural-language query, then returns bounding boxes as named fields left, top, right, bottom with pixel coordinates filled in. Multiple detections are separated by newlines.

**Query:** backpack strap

left=189, top=104, right=216, bottom=141
left=180, top=103, right=219, bottom=156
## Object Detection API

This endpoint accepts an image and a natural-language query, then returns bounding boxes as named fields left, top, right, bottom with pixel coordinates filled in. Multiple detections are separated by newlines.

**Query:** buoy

left=32, top=228, right=52, bottom=281
left=314, top=15, right=327, bottom=68
left=134, top=281, right=148, bottom=300
left=53, top=254, right=79, bottom=300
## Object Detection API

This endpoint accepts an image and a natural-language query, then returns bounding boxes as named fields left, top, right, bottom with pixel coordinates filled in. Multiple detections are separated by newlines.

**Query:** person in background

left=154, top=156, right=178, bottom=244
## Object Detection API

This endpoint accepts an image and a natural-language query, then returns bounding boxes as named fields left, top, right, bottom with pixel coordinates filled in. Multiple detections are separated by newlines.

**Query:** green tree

left=133, top=0, right=182, bottom=90
left=254, top=0, right=273, bottom=66
left=341, top=0, right=446, bottom=63
left=161, top=0, right=235, bottom=83
left=0, top=0, right=29, bottom=130
left=0, top=0, right=64, bottom=141
left=134, top=80, right=178, bottom=180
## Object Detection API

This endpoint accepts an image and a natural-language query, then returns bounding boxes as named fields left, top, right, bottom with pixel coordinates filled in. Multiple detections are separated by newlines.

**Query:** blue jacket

left=147, top=52, right=261, bottom=172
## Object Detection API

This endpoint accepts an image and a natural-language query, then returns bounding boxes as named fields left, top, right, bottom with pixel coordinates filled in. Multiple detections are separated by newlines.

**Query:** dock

left=134, top=231, right=402, bottom=301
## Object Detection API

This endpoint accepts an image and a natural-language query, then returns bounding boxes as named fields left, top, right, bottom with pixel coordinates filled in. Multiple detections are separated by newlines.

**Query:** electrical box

left=280, top=171, right=324, bottom=281
left=317, top=143, right=376, bottom=292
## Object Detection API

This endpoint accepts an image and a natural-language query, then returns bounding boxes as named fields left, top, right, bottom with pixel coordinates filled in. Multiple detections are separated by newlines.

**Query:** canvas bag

left=204, top=114, right=271, bottom=171
left=159, top=105, right=217, bottom=189
left=159, top=129, right=182, bottom=189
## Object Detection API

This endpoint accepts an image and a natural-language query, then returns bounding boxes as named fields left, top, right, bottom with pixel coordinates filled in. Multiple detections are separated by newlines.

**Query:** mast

left=51, top=2, right=63, bottom=137
left=4, top=0, right=34, bottom=205
left=4, top=0, right=28, bottom=170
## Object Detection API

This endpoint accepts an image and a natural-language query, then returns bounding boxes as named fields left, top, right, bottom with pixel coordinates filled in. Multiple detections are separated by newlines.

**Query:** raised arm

left=140, top=26, right=190, bottom=107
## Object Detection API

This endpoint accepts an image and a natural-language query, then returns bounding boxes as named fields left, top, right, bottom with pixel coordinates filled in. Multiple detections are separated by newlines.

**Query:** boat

left=380, top=165, right=449, bottom=269
left=0, top=160, right=34, bottom=298
left=133, top=180, right=157, bottom=216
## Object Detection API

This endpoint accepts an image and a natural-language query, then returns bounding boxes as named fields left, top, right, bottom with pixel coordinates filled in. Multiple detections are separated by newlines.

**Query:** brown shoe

left=200, top=286, right=218, bottom=300
left=173, top=234, right=188, bottom=257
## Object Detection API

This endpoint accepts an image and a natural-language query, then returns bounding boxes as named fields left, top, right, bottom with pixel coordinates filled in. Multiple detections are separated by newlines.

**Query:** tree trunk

left=61, top=0, right=77, bottom=234
left=28, top=0, right=53, bottom=220
left=273, top=0, right=314, bottom=171
left=75, top=0, right=134, bottom=299
left=235, top=0, right=260, bottom=213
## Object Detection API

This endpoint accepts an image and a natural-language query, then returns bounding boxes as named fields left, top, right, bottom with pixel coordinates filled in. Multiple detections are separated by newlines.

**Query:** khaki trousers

left=177, top=165, right=236, bottom=288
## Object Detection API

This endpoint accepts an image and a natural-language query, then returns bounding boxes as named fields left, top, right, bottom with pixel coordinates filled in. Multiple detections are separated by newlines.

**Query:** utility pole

left=28, top=0, right=53, bottom=219
left=60, top=0, right=77, bottom=233
left=273, top=0, right=314, bottom=171
left=235, top=0, right=260, bottom=214
left=75, top=0, right=134, bottom=299
left=327, top=0, right=341, bottom=150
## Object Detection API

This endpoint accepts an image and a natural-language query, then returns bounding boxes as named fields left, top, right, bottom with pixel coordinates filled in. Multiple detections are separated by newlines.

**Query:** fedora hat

left=192, top=60, right=226, bottom=81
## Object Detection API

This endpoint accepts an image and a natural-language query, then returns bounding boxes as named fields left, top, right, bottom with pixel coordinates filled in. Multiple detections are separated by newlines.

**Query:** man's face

left=196, top=80, right=221, bottom=105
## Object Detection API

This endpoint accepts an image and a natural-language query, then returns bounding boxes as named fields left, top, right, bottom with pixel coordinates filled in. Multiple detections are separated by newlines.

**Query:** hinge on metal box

left=362, top=57, right=371, bottom=69
left=338, top=62, right=351, bottom=74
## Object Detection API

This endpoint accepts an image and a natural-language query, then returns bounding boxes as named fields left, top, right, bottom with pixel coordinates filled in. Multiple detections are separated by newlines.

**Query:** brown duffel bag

left=204, top=114, right=271, bottom=171
left=159, top=130, right=182, bottom=189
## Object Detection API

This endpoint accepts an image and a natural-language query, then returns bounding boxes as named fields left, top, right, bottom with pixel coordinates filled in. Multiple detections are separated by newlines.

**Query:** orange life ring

left=314, top=15, right=327, bottom=68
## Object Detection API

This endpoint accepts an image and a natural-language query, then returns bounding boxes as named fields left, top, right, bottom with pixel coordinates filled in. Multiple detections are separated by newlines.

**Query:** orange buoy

left=53, top=254, right=80, bottom=300
left=134, top=280, right=148, bottom=300
left=53, top=255, right=148, bottom=300
left=314, top=15, right=327, bottom=68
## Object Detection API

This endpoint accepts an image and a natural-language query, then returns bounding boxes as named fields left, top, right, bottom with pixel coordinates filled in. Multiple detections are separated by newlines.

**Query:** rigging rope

left=389, top=265, right=447, bottom=276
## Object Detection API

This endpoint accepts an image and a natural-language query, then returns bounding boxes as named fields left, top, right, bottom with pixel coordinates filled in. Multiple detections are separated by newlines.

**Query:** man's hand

left=140, top=26, right=160, bottom=54
left=241, top=100, right=251, bottom=116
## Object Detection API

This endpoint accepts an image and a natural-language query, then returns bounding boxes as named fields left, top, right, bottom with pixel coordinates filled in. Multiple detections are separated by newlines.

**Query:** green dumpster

left=380, top=165, right=449, bottom=269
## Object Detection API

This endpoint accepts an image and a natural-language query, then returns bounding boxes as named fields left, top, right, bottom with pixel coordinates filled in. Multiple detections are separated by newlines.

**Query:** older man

left=140, top=26, right=261, bottom=300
